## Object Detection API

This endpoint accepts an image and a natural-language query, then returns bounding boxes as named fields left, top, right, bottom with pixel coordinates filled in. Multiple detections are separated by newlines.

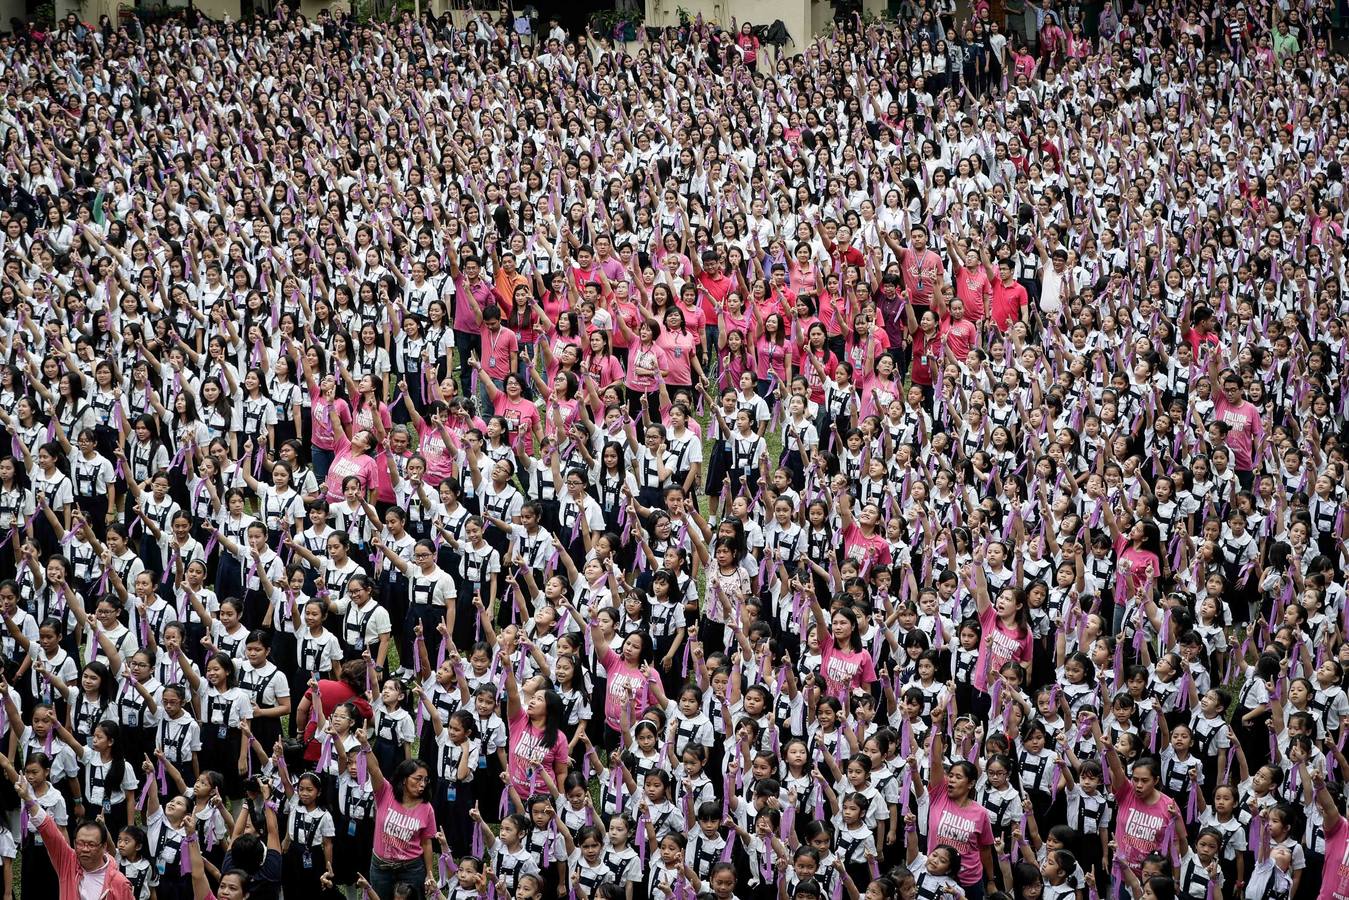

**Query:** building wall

left=644, top=0, right=811, bottom=58
left=642, top=0, right=888, bottom=56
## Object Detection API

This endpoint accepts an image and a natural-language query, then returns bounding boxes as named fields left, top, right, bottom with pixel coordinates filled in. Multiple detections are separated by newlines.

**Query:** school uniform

left=238, top=661, right=290, bottom=751
left=282, top=796, right=337, bottom=899
left=198, top=684, right=252, bottom=797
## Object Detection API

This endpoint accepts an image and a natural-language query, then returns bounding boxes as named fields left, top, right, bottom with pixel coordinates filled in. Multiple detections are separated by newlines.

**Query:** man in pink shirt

left=949, top=239, right=993, bottom=321
left=1213, top=372, right=1264, bottom=489
left=476, top=304, right=519, bottom=410
left=451, top=254, right=503, bottom=393
left=568, top=244, right=600, bottom=293
left=592, top=235, right=628, bottom=284
left=885, top=224, right=946, bottom=311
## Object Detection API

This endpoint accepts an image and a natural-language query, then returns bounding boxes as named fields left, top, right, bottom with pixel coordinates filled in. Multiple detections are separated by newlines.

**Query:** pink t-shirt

left=859, top=374, right=900, bottom=419
left=1113, top=782, right=1179, bottom=872
left=597, top=646, right=656, bottom=729
left=1113, top=535, right=1162, bottom=594
left=324, top=430, right=382, bottom=502
left=507, top=708, right=570, bottom=796
left=309, top=392, right=351, bottom=451
left=841, top=522, right=893, bottom=573
left=955, top=265, right=991, bottom=320
left=625, top=343, right=669, bottom=394
left=656, top=330, right=698, bottom=385
left=901, top=248, right=945, bottom=306
left=583, top=353, right=625, bottom=389
left=372, top=780, right=436, bottom=862
left=479, top=325, right=519, bottom=380
left=973, top=604, right=1033, bottom=692
left=940, top=317, right=978, bottom=362
left=1318, top=816, right=1349, bottom=900
left=350, top=402, right=392, bottom=435
left=371, top=450, right=410, bottom=505
left=753, top=336, right=790, bottom=381
left=454, top=278, right=500, bottom=332
left=543, top=398, right=580, bottom=441
left=415, top=420, right=455, bottom=486
left=818, top=632, right=878, bottom=699
left=1214, top=395, right=1264, bottom=471
left=926, top=774, right=995, bottom=886
left=493, top=394, right=540, bottom=455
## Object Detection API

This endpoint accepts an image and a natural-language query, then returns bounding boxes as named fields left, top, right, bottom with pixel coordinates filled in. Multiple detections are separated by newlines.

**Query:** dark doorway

left=525, top=0, right=609, bottom=33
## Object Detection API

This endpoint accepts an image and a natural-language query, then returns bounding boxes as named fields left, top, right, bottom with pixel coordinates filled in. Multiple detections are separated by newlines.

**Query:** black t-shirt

left=221, top=847, right=283, bottom=900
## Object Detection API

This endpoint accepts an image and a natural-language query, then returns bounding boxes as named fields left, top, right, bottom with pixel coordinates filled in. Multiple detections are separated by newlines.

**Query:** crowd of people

left=0, top=3, right=1345, bottom=900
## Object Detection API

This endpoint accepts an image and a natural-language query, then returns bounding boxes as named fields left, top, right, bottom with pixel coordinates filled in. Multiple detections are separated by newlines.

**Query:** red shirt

left=301, top=681, right=373, bottom=760
left=818, top=291, right=849, bottom=337
left=736, top=33, right=759, bottom=62
left=830, top=244, right=866, bottom=271
left=990, top=279, right=1029, bottom=331
left=1184, top=326, right=1221, bottom=360
left=696, top=271, right=735, bottom=320
left=910, top=328, right=939, bottom=386
left=794, top=346, right=838, bottom=403
left=608, top=299, right=641, bottom=349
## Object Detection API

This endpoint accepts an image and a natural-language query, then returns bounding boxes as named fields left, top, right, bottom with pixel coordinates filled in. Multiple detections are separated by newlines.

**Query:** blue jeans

left=476, top=378, right=504, bottom=420
left=368, top=855, right=426, bottom=900
left=311, top=447, right=334, bottom=484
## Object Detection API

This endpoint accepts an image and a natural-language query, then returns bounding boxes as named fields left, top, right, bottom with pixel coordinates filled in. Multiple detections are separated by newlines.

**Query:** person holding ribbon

left=354, top=726, right=438, bottom=900
left=501, top=643, right=570, bottom=800
left=8, top=759, right=135, bottom=900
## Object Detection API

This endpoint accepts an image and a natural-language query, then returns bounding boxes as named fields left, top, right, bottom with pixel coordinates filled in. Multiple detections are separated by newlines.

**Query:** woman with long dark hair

left=502, top=646, right=570, bottom=802
left=51, top=717, right=137, bottom=830
left=807, top=585, right=879, bottom=700
left=969, top=541, right=1033, bottom=698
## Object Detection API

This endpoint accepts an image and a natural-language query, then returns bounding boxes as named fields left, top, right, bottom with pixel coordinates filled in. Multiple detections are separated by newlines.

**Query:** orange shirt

left=493, top=269, right=529, bottom=319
